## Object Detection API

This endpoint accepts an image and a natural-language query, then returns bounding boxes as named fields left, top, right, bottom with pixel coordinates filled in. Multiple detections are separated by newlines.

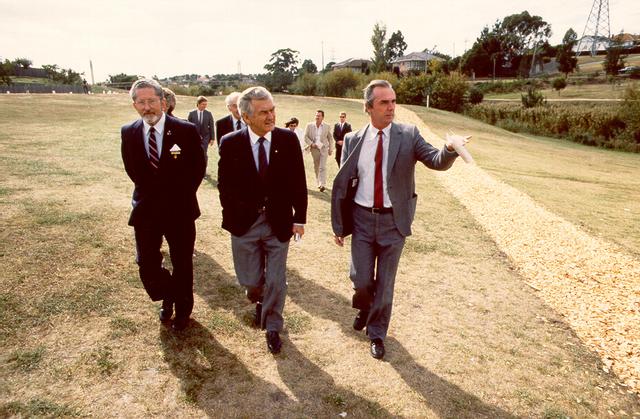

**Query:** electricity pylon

left=576, top=0, right=611, bottom=56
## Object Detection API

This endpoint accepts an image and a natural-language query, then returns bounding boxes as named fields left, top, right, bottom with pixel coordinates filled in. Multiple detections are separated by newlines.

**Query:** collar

left=143, top=112, right=166, bottom=134
left=367, top=122, right=391, bottom=139
left=248, top=127, right=272, bottom=145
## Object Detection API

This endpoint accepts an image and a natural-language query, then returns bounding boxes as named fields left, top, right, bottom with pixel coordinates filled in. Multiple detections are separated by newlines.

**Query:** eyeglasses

left=134, top=98, right=160, bottom=106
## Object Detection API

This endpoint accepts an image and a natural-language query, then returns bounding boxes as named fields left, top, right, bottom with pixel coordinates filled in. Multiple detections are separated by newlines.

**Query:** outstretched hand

left=445, top=131, right=474, bottom=164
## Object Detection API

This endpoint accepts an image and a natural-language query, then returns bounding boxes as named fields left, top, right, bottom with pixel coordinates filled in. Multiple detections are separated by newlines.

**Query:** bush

left=551, top=77, right=567, bottom=94
left=291, top=73, right=319, bottom=96
left=320, top=69, right=362, bottom=97
left=430, top=72, right=468, bottom=113
left=465, top=101, right=639, bottom=152
left=521, top=87, right=545, bottom=108
left=468, top=87, right=484, bottom=104
left=396, top=74, right=431, bottom=105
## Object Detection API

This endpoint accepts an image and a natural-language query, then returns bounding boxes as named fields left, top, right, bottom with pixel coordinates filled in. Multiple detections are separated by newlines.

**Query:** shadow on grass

left=190, top=251, right=392, bottom=416
left=307, top=187, right=331, bottom=203
left=159, top=320, right=291, bottom=414
left=286, top=269, right=517, bottom=419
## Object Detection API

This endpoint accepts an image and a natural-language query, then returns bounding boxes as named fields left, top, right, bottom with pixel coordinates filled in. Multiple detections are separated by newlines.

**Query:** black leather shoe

left=370, top=338, right=385, bottom=359
left=266, top=331, right=282, bottom=354
left=172, top=316, right=190, bottom=331
left=254, top=302, right=262, bottom=328
left=353, top=311, right=369, bottom=331
left=159, top=301, right=173, bottom=322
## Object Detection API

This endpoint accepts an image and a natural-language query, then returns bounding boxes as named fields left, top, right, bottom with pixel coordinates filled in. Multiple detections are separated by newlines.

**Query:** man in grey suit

left=331, top=79, right=467, bottom=359
left=188, top=96, right=214, bottom=172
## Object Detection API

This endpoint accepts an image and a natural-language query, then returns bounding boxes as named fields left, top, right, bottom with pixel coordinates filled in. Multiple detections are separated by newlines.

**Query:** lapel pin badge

left=170, top=144, right=181, bottom=159
left=166, top=130, right=172, bottom=136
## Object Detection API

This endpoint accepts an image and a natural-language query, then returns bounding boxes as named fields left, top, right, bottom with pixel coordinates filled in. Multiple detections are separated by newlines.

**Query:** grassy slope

left=0, top=94, right=638, bottom=418
left=408, top=104, right=640, bottom=257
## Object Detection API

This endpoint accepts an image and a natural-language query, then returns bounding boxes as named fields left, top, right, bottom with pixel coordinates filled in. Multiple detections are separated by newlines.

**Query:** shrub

left=291, top=73, right=319, bottom=96
left=468, top=87, right=484, bottom=104
left=320, top=69, right=362, bottom=97
left=430, top=72, right=468, bottom=112
left=396, top=74, right=431, bottom=105
left=551, top=77, right=567, bottom=94
left=465, top=101, right=639, bottom=152
left=521, top=87, right=545, bottom=108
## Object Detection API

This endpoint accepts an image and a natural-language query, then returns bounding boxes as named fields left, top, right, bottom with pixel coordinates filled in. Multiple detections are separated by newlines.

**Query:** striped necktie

left=148, top=127, right=160, bottom=170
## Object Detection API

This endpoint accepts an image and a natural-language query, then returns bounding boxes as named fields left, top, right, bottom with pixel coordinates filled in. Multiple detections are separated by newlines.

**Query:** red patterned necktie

left=374, top=130, right=383, bottom=208
left=236, top=119, right=241, bottom=130
left=148, top=127, right=160, bottom=170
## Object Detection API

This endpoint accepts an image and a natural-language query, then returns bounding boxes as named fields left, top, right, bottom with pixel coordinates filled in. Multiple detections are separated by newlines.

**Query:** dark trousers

left=134, top=220, right=196, bottom=319
left=335, top=143, right=342, bottom=166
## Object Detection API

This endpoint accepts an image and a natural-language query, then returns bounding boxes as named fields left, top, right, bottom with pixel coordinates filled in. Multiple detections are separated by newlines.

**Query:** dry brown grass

left=1, top=93, right=639, bottom=417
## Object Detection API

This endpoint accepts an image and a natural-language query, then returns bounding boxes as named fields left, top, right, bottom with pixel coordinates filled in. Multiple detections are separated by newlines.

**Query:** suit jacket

left=121, top=114, right=206, bottom=226
left=188, top=109, right=214, bottom=149
left=218, top=127, right=307, bottom=242
left=331, top=122, right=457, bottom=238
left=333, top=122, right=352, bottom=144
left=304, top=122, right=333, bottom=154
left=215, top=114, right=235, bottom=146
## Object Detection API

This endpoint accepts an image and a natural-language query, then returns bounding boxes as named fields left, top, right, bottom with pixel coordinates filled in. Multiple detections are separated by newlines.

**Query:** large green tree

left=385, top=30, right=407, bottom=63
left=263, top=48, right=300, bottom=91
left=371, top=23, right=408, bottom=72
left=461, top=11, right=551, bottom=78
left=556, top=28, right=578, bottom=75
left=300, top=59, right=318, bottom=74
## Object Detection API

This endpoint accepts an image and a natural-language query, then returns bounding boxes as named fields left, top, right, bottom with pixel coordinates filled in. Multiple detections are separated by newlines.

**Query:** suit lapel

left=342, top=126, right=367, bottom=175
left=160, top=116, right=174, bottom=168
left=240, top=130, right=259, bottom=179
left=387, top=123, right=401, bottom=175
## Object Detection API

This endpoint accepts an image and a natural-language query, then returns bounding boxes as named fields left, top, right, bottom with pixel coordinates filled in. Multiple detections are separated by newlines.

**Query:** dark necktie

left=258, top=137, right=268, bottom=180
left=374, top=130, right=384, bottom=208
left=236, top=119, right=241, bottom=130
left=149, top=127, right=160, bottom=170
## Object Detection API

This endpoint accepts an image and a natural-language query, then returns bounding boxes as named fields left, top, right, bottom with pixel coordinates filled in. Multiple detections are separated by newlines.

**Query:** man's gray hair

left=363, top=79, right=393, bottom=109
left=238, top=86, right=273, bottom=117
left=130, top=78, right=163, bottom=101
left=225, top=91, right=241, bottom=106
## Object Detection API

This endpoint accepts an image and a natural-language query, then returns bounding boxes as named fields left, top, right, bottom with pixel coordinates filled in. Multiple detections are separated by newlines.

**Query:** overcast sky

left=1, top=0, right=638, bottom=83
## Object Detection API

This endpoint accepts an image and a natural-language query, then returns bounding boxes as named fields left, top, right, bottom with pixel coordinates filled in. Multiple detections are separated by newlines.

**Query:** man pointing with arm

left=331, top=79, right=468, bottom=359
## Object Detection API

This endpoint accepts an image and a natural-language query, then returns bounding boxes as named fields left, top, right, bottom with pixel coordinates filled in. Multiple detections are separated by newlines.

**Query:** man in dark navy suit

left=332, top=111, right=352, bottom=167
left=218, top=86, right=307, bottom=354
left=121, top=79, right=205, bottom=331
left=215, top=91, right=244, bottom=148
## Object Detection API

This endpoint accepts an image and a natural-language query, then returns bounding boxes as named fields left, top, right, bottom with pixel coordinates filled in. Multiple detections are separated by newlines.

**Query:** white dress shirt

left=354, top=123, right=392, bottom=208
left=247, top=127, right=271, bottom=169
left=143, top=113, right=166, bottom=159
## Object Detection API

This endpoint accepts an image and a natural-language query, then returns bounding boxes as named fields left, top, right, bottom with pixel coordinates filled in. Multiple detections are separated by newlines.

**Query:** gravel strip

left=396, top=105, right=640, bottom=394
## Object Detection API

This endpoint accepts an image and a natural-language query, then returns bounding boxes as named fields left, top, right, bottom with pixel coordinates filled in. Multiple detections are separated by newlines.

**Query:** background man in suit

left=304, top=110, right=333, bottom=192
left=218, top=86, right=307, bottom=354
left=333, top=111, right=352, bottom=167
left=215, top=91, right=245, bottom=148
left=331, top=79, right=467, bottom=359
left=188, top=96, right=214, bottom=171
left=121, top=79, right=206, bottom=331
